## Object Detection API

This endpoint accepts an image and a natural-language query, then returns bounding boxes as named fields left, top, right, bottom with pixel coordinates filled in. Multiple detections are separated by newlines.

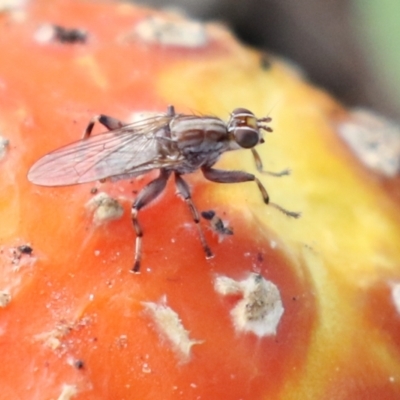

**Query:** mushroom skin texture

left=0, top=1, right=399, bottom=399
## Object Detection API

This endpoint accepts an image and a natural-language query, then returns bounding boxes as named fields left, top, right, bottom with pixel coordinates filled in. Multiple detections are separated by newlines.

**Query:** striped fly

left=28, top=106, right=300, bottom=272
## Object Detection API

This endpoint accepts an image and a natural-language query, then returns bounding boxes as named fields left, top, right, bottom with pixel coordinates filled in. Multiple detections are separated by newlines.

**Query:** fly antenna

left=258, top=100, right=282, bottom=132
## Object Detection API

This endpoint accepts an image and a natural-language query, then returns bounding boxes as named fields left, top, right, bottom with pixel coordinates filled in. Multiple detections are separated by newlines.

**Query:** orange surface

left=0, top=1, right=399, bottom=399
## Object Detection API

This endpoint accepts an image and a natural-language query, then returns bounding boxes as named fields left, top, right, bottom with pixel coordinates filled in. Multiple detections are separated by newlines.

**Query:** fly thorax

left=170, top=116, right=228, bottom=153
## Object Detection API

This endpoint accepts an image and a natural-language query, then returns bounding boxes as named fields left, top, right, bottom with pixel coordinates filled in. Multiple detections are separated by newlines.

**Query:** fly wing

left=28, top=114, right=179, bottom=186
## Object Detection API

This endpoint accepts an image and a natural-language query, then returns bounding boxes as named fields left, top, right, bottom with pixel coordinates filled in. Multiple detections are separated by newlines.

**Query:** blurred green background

left=354, top=1, right=400, bottom=120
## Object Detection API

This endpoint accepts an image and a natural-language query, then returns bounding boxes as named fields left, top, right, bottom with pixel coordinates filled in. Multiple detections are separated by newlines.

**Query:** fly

left=28, top=105, right=300, bottom=273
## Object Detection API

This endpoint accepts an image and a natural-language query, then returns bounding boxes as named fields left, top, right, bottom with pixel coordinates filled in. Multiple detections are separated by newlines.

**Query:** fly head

left=228, top=108, right=273, bottom=149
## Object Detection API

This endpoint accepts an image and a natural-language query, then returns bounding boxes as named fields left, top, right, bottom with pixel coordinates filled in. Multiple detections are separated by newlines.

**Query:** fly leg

left=83, top=105, right=175, bottom=139
left=131, top=169, right=172, bottom=273
left=82, top=115, right=125, bottom=139
left=201, top=166, right=300, bottom=218
left=174, top=173, right=214, bottom=260
left=251, top=148, right=291, bottom=177
left=82, top=115, right=127, bottom=183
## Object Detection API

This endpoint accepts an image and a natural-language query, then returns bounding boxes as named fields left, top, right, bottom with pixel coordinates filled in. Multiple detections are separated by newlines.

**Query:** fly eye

left=234, top=128, right=259, bottom=148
